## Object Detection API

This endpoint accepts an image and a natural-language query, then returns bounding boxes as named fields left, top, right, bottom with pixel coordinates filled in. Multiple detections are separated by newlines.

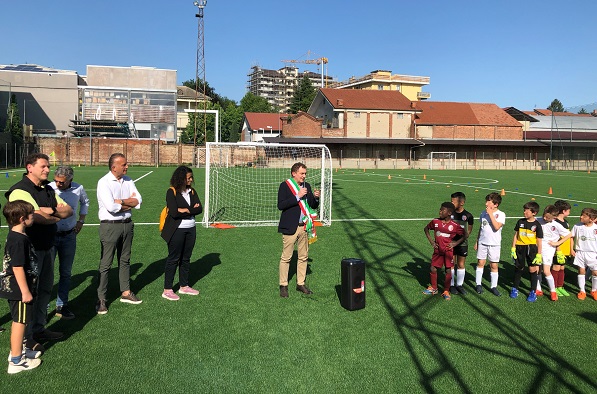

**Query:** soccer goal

left=203, top=142, right=333, bottom=228
left=428, top=151, right=457, bottom=170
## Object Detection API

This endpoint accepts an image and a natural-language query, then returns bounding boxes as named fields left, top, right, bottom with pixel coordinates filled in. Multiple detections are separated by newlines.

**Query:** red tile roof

left=319, top=88, right=414, bottom=111
left=244, top=112, right=286, bottom=131
left=415, top=102, right=521, bottom=127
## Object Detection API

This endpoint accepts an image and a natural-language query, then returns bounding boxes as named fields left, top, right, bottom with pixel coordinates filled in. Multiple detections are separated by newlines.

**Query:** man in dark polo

left=5, top=153, right=73, bottom=354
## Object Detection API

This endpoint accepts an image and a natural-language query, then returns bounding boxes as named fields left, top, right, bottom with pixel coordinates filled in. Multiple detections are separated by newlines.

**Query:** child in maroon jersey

left=423, top=202, right=467, bottom=300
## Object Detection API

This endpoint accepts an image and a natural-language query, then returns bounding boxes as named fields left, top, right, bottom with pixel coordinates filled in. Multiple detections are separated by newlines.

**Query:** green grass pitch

left=1, top=166, right=596, bottom=392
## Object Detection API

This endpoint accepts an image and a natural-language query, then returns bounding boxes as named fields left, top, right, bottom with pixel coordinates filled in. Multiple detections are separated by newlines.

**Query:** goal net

left=428, top=152, right=456, bottom=170
left=203, top=142, right=333, bottom=228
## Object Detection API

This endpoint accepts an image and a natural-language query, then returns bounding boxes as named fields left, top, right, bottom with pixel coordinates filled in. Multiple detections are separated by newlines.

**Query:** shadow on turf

left=38, top=254, right=222, bottom=352
left=332, top=187, right=597, bottom=393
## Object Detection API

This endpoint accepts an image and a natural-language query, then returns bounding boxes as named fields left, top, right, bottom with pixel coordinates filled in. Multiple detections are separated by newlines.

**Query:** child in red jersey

left=423, top=202, right=467, bottom=300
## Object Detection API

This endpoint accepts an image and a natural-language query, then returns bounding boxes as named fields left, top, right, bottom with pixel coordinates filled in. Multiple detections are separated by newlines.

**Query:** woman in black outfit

left=161, top=166, right=202, bottom=300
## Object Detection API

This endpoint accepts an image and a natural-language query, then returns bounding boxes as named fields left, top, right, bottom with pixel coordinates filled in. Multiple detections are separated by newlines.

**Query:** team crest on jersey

left=448, top=225, right=454, bottom=231
left=551, top=226, right=556, bottom=231
left=495, top=214, right=499, bottom=219
left=531, top=225, right=536, bottom=232
left=462, top=215, right=467, bottom=221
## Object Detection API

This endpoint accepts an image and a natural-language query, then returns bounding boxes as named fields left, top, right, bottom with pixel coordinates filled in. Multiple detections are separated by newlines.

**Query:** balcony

left=417, top=92, right=431, bottom=100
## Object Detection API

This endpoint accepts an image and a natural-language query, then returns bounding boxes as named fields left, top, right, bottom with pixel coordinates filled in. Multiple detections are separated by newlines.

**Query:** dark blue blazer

left=277, top=180, right=319, bottom=235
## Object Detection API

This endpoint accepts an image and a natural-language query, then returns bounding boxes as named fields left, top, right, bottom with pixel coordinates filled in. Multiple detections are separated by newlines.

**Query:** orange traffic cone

left=500, top=188, right=506, bottom=196
left=363, top=168, right=366, bottom=172
left=388, top=175, right=392, bottom=180
left=548, top=187, right=553, bottom=195
left=423, top=174, right=427, bottom=180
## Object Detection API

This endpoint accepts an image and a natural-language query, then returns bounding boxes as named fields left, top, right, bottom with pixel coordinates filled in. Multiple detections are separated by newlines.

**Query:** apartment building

left=329, top=69, right=431, bottom=102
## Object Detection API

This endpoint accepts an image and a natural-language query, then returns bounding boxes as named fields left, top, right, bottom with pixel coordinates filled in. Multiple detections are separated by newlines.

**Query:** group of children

left=423, top=191, right=597, bottom=302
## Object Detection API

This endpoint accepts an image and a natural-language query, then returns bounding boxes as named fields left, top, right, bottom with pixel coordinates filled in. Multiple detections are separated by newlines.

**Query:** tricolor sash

left=285, top=178, right=318, bottom=244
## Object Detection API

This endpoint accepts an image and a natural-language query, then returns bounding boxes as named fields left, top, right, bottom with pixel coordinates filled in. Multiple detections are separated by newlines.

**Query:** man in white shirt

left=95, top=153, right=142, bottom=314
left=49, top=166, right=90, bottom=320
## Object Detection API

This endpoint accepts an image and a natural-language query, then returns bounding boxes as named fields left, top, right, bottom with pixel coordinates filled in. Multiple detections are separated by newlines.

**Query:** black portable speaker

left=340, top=258, right=366, bottom=311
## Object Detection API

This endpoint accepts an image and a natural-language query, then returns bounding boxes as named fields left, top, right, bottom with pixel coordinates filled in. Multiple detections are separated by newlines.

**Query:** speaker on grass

left=340, top=258, right=365, bottom=311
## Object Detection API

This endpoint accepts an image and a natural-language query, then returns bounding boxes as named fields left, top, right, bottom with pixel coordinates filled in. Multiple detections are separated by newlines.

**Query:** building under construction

left=247, top=65, right=335, bottom=112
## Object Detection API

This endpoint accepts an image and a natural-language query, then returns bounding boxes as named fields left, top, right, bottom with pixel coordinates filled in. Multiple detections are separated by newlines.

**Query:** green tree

left=239, top=92, right=275, bottom=113
left=547, top=99, right=565, bottom=113
left=289, top=74, right=316, bottom=114
left=181, top=78, right=235, bottom=109
left=4, top=94, right=22, bottom=142
left=578, top=108, right=588, bottom=114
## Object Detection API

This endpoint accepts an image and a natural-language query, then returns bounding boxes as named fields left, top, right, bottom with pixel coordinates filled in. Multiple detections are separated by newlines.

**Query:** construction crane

left=281, top=52, right=329, bottom=87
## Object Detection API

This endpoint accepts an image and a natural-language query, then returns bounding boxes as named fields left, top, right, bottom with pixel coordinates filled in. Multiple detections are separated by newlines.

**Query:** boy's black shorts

left=453, top=245, right=468, bottom=257
left=514, top=244, right=539, bottom=270
left=7, top=299, right=34, bottom=324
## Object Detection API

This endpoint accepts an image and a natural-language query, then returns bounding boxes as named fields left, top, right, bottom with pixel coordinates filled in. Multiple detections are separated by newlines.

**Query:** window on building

left=377, top=85, right=383, bottom=90
left=354, top=112, right=361, bottom=118
left=396, top=113, right=404, bottom=119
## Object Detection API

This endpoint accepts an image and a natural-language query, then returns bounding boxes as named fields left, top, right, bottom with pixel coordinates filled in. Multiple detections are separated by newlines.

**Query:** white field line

left=334, top=172, right=597, bottom=205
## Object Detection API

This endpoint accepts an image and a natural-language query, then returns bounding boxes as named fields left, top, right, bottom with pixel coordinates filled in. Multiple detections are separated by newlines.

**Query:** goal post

left=428, top=151, right=456, bottom=170
left=203, top=142, right=333, bottom=228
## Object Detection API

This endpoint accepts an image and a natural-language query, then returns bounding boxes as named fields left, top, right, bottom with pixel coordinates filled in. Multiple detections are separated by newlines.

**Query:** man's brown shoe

left=280, top=286, right=289, bottom=298
left=296, top=284, right=313, bottom=294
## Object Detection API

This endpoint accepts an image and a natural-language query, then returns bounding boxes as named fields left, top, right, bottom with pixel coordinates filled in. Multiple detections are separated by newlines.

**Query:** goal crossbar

left=203, top=142, right=332, bottom=228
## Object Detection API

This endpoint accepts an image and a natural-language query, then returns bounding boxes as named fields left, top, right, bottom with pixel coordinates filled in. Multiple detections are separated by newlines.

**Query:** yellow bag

left=159, top=187, right=176, bottom=231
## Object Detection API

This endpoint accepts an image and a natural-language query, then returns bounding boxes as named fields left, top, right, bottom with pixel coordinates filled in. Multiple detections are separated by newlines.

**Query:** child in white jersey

left=536, top=205, right=571, bottom=302
left=474, top=192, right=506, bottom=296
left=571, top=208, right=597, bottom=300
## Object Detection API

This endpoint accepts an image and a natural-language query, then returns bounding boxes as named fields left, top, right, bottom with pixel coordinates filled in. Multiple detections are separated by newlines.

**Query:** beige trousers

left=279, top=225, right=309, bottom=286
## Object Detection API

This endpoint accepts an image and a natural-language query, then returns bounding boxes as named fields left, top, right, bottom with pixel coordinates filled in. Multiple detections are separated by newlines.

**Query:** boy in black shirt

left=1, top=200, right=41, bottom=374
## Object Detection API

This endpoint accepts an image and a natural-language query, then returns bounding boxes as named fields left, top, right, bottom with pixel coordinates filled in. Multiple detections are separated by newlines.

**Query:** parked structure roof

left=244, top=112, right=286, bottom=131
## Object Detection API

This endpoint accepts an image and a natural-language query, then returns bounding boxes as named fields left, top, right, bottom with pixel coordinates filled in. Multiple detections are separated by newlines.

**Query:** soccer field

left=1, top=167, right=597, bottom=392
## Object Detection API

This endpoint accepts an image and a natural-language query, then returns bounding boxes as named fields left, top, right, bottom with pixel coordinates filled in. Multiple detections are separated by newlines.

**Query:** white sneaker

left=7, top=357, right=41, bottom=374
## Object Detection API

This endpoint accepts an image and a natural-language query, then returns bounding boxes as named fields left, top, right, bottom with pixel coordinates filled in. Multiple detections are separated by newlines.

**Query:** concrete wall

left=0, top=70, right=79, bottom=131
left=86, top=66, right=177, bottom=90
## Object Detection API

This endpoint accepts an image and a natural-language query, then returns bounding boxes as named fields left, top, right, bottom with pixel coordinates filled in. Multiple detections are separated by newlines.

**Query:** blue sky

left=2, top=0, right=596, bottom=110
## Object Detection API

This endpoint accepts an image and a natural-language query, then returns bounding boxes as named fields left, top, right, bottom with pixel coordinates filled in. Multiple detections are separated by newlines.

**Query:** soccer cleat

left=550, top=291, right=558, bottom=301
left=7, top=357, right=41, bottom=374
left=450, top=286, right=459, bottom=295
left=555, top=287, right=563, bottom=297
left=162, top=290, right=180, bottom=301
left=592, top=291, right=597, bottom=301
left=510, top=288, right=519, bottom=298
left=535, top=290, right=544, bottom=297
left=559, top=287, right=570, bottom=297
left=442, top=291, right=451, bottom=301
left=422, top=286, right=438, bottom=295
left=577, top=292, right=586, bottom=300
left=456, top=286, right=467, bottom=295
left=527, top=291, right=537, bottom=302
left=476, top=285, right=483, bottom=294
left=490, top=287, right=501, bottom=297
left=178, top=286, right=200, bottom=296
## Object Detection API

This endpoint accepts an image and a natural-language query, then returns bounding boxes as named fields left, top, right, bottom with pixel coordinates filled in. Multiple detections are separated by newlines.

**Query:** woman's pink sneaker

left=162, top=289, right=180, bottom=301
left=179, top=286, right=200, bottom=296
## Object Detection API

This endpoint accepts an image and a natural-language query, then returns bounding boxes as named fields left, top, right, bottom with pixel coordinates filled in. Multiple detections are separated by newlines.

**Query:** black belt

left=101, top=218, right=132, bottom=224
left=56, top=228, right=75, bottom=236
left=298, top=223, right=305, bottom=227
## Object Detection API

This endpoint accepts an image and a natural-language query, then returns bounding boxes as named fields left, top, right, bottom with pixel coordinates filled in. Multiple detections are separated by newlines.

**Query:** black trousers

left=164, top=226, right=196, bottom=289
